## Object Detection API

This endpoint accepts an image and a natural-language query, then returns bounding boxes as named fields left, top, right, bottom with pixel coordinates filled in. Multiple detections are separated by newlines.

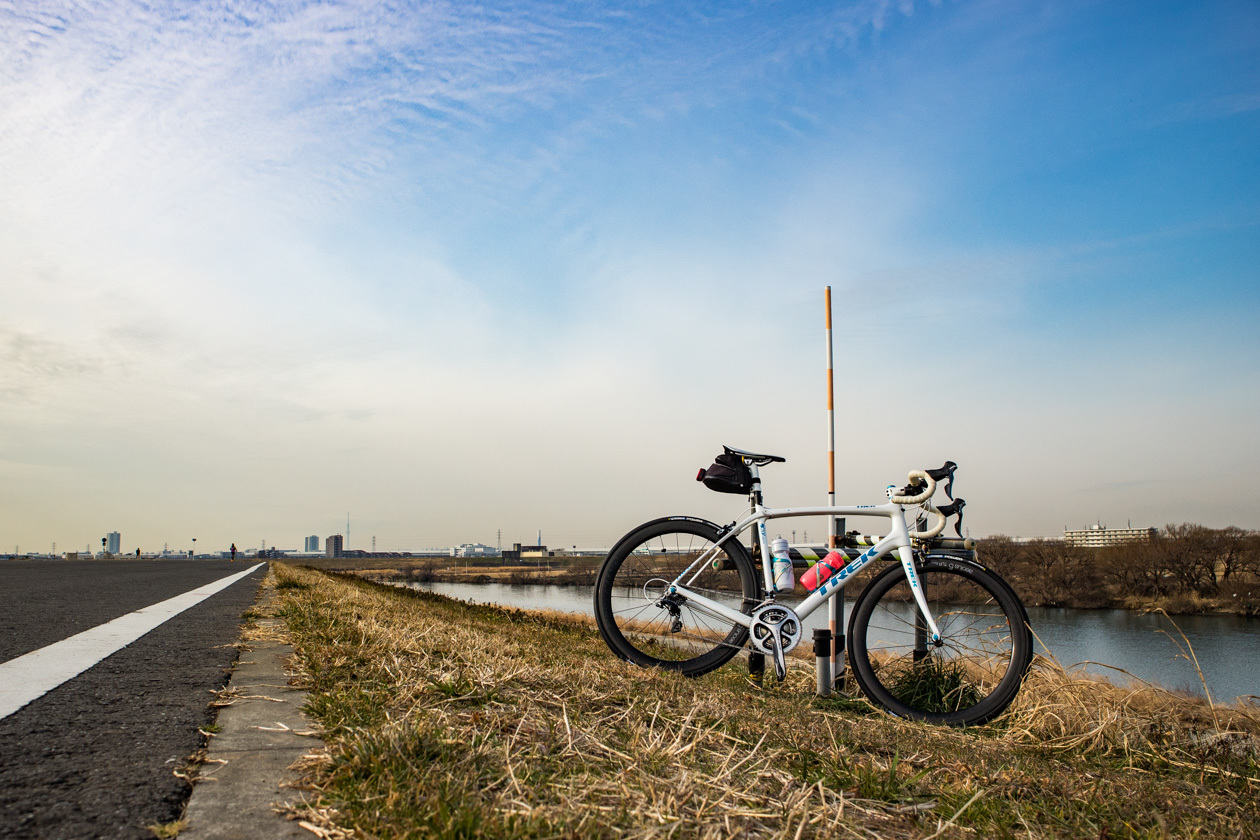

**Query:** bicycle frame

left=666, top=463, right=943, bottom=646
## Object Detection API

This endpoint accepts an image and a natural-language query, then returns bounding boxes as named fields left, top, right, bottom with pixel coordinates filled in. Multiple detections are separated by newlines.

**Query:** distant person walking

left=230, top=543, right=237, bottom=561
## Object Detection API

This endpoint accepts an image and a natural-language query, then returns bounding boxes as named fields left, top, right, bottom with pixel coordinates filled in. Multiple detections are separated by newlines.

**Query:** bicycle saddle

left=723, top=445, right=786, bottom=465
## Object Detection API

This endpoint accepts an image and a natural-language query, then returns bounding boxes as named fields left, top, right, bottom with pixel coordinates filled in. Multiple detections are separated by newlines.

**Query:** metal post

left=813, top=628, right=832, bottom=696
left=833, top=517, right=845, bottom=688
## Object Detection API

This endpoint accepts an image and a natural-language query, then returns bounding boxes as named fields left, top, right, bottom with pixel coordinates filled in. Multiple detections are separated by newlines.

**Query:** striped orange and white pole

left=825, top=286, right=842, bottom=681
left=826, top=286, right=835, bottom=513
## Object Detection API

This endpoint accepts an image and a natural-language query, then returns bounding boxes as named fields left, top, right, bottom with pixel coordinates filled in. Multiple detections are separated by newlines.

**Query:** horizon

left=9, top=519, right=1245, bottom=559
left=3, top=0, right=1258, bottom=553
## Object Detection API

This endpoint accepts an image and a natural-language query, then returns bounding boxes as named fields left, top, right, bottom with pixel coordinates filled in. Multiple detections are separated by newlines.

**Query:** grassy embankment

left=265, top=563, right=1259, bottom=839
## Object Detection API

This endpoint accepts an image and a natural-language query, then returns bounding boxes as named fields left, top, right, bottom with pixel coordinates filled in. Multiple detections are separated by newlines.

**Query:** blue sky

left=1, top=0, right=1257, bottom=553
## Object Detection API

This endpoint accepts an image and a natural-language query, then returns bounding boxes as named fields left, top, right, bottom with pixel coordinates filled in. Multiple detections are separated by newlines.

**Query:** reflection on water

left=402, top=580, right=1260, bottom=704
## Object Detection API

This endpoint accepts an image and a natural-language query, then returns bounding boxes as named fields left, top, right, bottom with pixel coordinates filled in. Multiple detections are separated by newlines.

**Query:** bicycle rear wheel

left=848, top=557, right=1032, bottom=726
left=594, top=517, right=760, bottom=677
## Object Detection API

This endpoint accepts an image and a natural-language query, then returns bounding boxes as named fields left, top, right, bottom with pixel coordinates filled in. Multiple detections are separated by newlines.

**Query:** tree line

left=977, top=524, right=1260, bottom=614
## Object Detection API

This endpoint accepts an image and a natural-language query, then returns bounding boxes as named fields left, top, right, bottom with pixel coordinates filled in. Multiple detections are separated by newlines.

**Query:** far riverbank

left=298, top=552, right=1260, bottom=616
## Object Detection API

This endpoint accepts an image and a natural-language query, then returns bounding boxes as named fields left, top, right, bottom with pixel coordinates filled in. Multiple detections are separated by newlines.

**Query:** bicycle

left=593, top=446, right=1033, bottom=726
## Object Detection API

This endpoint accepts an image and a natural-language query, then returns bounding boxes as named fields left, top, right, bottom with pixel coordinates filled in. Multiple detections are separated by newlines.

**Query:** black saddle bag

left=696, top=453, right=753, bottom=495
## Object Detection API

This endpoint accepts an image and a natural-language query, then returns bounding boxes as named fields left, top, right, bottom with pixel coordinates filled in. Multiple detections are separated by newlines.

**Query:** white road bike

left=593, top=446, right=1033, bottom=726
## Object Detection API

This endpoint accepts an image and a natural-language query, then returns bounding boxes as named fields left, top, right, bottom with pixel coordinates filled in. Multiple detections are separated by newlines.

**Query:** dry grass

left=146, top=818, right=188, bottom=838
left=1003, top=638, right=1260, bottom=763
left=270, top=564, right=1260, bottom=839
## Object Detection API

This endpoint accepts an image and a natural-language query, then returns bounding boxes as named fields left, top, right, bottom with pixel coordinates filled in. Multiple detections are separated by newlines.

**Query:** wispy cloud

left=1, top=0, right=924, bottom=212
left=1, top=2, right=571, bottom=210
left=0, top=0, right=926, bottom=376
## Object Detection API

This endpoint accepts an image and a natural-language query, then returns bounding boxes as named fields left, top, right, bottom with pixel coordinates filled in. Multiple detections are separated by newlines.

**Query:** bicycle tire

left=848, top=556, right=1032, bottom=726
left=594, top=517, right=760, bottom=677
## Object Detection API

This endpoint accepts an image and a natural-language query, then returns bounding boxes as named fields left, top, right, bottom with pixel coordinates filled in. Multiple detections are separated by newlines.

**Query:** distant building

left=452, top=543, right=495, bottom=557
left=107, top=532, right=121, bottom=554
left=326, top=534, right=344, bottom=558
left=305, top=535, right=320, bottom=553
left=1063, top=523, right=1157, bottom=548
left=502, top=542, right=550, bottom=560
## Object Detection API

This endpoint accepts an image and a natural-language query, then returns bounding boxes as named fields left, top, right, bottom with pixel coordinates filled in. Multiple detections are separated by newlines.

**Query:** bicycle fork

left=896, top=545, right=942, bottom=647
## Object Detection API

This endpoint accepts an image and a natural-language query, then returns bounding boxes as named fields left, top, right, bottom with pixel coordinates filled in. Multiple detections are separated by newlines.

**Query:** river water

left=401, top=581, right=1259, bottom=704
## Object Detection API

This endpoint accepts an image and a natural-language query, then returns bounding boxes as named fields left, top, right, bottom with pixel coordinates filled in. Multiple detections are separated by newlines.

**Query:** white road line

left=0, top=563, right=265, bottom=721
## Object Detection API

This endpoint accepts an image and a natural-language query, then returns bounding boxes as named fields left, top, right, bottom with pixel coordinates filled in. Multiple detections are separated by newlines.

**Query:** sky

left=1, top=0, right=1258, bottom=555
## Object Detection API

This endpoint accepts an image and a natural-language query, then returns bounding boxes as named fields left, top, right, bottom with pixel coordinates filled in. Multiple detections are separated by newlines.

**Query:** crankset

left=748, top=603, right=802, bottom=682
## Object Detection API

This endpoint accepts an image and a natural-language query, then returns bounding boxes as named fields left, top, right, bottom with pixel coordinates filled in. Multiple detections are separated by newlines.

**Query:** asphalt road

left=0, top=559, right=268, bottom=839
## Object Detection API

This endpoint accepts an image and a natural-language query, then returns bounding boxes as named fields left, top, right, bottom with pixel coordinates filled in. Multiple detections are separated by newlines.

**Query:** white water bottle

left=770, top=537, right=794, bottom=592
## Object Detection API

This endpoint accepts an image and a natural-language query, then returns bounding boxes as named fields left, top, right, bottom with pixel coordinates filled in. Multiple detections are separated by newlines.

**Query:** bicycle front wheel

left=848, top=557, right=1032, bottom=726
left=594, top=517, right=760, bottom=677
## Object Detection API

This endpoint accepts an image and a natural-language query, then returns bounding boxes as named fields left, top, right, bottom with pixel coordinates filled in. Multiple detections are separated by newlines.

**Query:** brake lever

left=925, top=461, right=958, bottom=500
left=935, top=498, right=966, bottom=537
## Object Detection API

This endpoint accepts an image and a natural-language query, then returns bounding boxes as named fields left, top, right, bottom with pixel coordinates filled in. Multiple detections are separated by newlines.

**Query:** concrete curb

left=180, top=602, right=315, bottom=839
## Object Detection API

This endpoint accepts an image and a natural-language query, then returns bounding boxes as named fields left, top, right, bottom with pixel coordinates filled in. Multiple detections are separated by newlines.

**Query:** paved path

left=181, top=605, right=313, bottom=840
left=0, top=559, right=267, bottom=839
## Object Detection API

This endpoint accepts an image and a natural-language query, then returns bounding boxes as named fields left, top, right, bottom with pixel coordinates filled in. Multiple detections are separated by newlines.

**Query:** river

left=399, top=580, right=1259, bottom=704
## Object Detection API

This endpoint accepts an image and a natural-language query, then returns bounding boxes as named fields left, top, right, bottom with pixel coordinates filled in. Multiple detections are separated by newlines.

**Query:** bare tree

left=976, top=536, right=1018, bottom=578
left=1214, top=526, right=1251, bottom=581
left=1157, top=524, right=1221, bottom=595
left=1013, top=539, right=1104, bottom=607
left=1097, top=540, right=1156, bottom=596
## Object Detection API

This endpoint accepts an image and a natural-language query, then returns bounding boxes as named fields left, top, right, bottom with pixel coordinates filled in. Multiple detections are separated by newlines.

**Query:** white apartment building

left=1063, top=523, right=1157, bottom=548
